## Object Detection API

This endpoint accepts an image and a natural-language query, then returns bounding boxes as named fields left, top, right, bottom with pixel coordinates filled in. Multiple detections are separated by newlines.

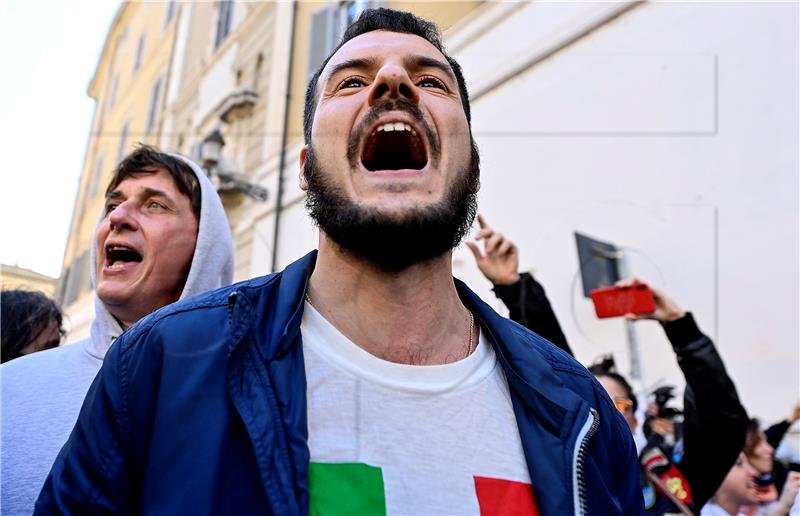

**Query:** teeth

left=108, top=263, right=126, bottom=270
left=108, top=245, right=132, bottom=251
left=375, top=122, right=415, bottom=134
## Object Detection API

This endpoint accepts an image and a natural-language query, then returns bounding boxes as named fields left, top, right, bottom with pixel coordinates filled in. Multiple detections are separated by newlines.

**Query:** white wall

left=447, top=1, right=798, bottom=423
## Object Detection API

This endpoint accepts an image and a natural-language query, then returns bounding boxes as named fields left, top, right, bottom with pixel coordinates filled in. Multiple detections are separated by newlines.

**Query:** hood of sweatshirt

left=85, top=154, right=234, bottom=360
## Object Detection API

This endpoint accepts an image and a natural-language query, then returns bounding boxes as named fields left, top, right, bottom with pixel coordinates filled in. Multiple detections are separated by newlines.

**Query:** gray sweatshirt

left=1, top=156, right=234, bottom=515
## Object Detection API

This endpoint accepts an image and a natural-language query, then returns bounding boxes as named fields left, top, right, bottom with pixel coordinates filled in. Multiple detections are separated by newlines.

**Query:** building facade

left=1, top=264, right=58, bottom=297
left=57, top=1, right=182, bottom=339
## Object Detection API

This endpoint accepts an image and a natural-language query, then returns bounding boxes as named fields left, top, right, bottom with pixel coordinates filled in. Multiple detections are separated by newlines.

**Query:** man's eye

left=418, top=76, right=445, bottom=89
left=105, top=203, right=119, bottom=213
left=148, top=201, right=165, bottom=209
left=338, top=77, right=366, bottom=90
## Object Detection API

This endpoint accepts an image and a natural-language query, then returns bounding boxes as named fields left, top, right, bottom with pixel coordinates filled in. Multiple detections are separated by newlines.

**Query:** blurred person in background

left=744, top=419, right=780, bottom=511
left=740, top=412, right=800, bottom=516
left=702, top=455, right=800, bottom=516
left=701, top=453, right=762, bottom=515
left=468, top=214, right=750, bottom=515
left=765, top=403, right=800, bottom=492
left=1, top=145, right=234, bottom=515
left=0, top=290, right=65, bottom=363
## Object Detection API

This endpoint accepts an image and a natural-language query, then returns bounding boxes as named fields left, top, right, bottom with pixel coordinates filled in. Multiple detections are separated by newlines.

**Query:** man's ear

left=299, top=145, right=309, bottom=191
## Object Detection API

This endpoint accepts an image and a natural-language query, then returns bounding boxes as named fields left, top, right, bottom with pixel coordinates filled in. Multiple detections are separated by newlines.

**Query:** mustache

left=347, top=99, right=441, bottom=168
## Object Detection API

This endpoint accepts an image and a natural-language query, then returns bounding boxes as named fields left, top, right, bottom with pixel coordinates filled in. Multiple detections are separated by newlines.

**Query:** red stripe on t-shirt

left=474, top=476, right=539, bottom=516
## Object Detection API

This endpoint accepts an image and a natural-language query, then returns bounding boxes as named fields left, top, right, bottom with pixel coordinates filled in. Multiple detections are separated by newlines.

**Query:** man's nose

left=368, top=63, right=419, bottom=106
left=108, top=201, right=139, bottom=232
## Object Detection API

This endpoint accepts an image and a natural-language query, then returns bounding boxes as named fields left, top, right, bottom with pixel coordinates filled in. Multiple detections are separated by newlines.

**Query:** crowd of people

left=468, top=214, right=800, bottom=515
left=1, top=7, right=796, bottom=516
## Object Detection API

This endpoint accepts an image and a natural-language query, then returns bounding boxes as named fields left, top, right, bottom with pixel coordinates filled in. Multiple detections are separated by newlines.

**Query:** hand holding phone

left=590, top=281, right=656, bottom=319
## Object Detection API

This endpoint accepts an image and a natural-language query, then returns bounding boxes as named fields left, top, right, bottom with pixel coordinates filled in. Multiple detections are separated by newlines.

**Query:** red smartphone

left=590, top=281, right=656, bottom=318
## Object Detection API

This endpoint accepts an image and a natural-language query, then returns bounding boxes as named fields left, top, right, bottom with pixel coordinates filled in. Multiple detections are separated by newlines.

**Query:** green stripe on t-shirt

left=309, top=462, right=386, bottom=516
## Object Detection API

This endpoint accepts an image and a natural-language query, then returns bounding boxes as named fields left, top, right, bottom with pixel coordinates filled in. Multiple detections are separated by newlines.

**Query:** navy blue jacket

left=37, top=252, right=643, bottom=515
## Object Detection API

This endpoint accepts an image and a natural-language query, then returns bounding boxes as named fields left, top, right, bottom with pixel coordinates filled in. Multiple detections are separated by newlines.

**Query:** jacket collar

left=230, top=251, right=591, bottom=515
left=455, top=279, right=588, bottom=434
left=456, top=279, right=592, bottom=514
left=235, top=250, right=589, bottom=437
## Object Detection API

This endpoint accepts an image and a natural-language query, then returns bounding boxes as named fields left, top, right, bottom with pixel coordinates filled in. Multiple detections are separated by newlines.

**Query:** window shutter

left=307, top=4, right=341, bottom=80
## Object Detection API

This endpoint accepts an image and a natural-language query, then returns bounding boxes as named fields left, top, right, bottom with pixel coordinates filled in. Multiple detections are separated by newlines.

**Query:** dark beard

left=304, top=143, right=480, bottom=272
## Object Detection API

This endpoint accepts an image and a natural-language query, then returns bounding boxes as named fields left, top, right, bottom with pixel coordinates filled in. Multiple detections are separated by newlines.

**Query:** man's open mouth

left=105, top=245, right=143, bottom=270
left=361, top=122, right=428, bottom=171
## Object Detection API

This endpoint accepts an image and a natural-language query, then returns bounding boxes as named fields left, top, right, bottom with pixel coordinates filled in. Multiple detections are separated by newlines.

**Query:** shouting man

left=36, top=10, right=642, bottom=515
left=2, top=145, right=233, bottom=514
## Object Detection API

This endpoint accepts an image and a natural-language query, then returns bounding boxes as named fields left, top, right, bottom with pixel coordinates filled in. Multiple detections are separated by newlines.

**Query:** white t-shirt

left=301, top=302, right=537, bottom=515
left=699, top=502, right=748, bottom=516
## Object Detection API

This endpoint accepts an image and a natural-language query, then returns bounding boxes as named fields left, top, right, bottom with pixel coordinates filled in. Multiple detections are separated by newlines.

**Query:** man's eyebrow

left=324, top=57, right=379, bottom=83
left=140, top=187, right=170, bottom=199
left=406, top=55, right=456, bottom=83
left=105, top=187, right=171, bottom=201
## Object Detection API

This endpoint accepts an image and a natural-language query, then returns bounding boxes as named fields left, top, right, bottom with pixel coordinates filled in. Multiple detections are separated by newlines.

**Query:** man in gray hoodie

left=0, top=145, right=234, bottom=515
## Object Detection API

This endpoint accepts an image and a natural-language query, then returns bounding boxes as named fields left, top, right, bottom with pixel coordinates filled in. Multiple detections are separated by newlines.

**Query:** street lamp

left=200, top=129, right=225, bottom=169
left=200, top=129, right=268, bottom=202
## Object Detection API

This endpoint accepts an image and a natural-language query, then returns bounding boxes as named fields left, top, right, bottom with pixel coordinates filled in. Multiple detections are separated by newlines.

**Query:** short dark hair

left=105, top=144, right=201, bottom=220
left=303, top=8, right=472, bottom=144
left=743, top=418, right=763, bottom=458
left=1, top=289, right=65, bottom=363
left=588, top=364, right=639, bottom=413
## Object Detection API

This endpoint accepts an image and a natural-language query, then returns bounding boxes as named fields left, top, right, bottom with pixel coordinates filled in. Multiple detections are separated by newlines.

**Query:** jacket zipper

left=227, top=291, right=238, bottom=324
left=572, top=408, right=599, bottom=515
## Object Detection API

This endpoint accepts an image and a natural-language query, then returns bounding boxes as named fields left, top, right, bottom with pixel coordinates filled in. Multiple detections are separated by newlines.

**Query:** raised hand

left=617, top=279, right=686, bottom=323
left=465, top=214, right=521, bottom=285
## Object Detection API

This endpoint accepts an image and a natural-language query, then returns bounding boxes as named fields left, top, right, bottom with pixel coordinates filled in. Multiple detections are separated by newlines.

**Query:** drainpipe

left=271, top=0, right=297, bottom=272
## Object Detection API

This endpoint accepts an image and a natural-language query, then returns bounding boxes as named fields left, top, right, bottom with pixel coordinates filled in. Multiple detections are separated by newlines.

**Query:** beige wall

left=58, top=2, right=181, bottom=338
left=1, top=265, right=58, bottom=298
left=447, top=1, right=798, bottom=423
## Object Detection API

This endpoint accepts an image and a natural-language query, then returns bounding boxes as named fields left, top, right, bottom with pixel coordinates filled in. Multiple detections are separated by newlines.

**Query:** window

left=89, top=155, right=105, bottom=198
left=345, top=0, right=369, bottom=26
left=253, top=53, right=263, bottom=91
left=64, top=251, right=88, bottom=305
left=56, top=267, right=69, bottom=305
left=164, top=0, right=176, bottom=27
left=80, top=252, right=92, bottom=294
left=214, top=1, right=233, bottom=50
left=146, top=77, right=162, bottom=133
left=307, top=1, right=371, bottom=79
left=117, top=121, right=130, bottom=164
left=133, top=33, right=146, bottom=72
left=109, top=74, right=120, bottom=107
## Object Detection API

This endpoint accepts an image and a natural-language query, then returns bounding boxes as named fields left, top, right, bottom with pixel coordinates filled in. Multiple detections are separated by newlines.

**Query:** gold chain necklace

left=304, top=292, right=475, bottom=359
left=463, top=310, right=475, bottom=359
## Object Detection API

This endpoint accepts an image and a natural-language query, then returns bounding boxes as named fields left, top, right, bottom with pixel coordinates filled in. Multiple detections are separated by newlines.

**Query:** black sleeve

left=765, top=420, right=792, bottom=450
left=663, top=313, right=749, bottom=509
left=492, top=273, right=573, bottom=356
